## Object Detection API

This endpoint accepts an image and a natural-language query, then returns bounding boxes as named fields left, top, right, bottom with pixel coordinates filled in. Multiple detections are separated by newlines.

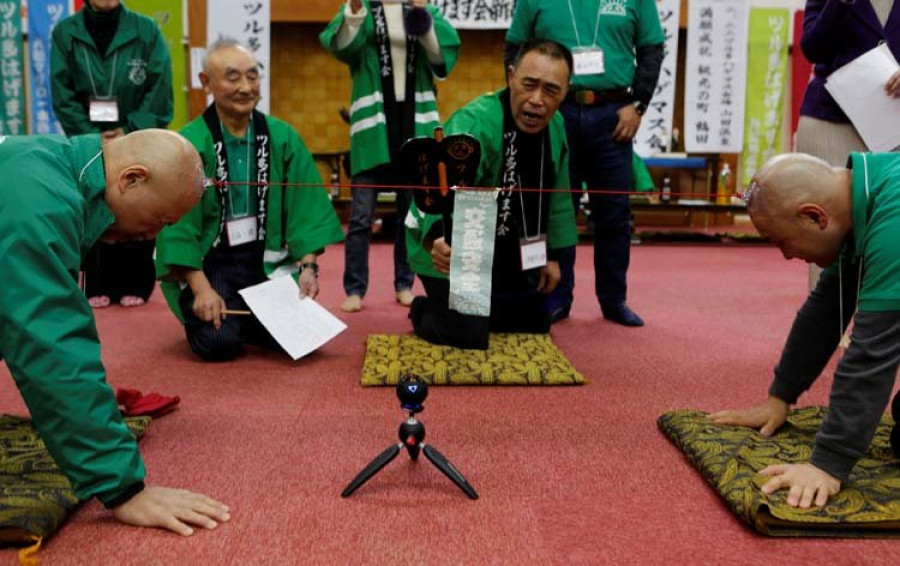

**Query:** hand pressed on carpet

left=113, top=485, right=230, bottom=536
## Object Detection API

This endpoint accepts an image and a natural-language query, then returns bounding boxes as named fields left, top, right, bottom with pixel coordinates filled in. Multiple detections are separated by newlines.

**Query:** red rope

left=211, top=180, right=747, bottom=201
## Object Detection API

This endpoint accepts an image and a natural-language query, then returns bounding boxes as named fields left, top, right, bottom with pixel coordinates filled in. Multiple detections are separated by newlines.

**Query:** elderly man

left=0, top=129, right=230, bottom=535
left=156, top=38, right=344, bottom=362
left=405, top=39, right=578, bottom=350
left=711, top=152, right=900, bottom=508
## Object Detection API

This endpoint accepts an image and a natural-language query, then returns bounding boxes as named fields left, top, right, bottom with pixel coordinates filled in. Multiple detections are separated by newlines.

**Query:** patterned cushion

left=0, top=415, right=150, bottom=545
left=361, top=333, right=585, bottom=386
left=658, top=407, right=900, bottom=537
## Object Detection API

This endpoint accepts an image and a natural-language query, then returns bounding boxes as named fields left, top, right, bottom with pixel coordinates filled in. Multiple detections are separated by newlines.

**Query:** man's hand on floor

left=708, top=395, right=789, bottom=437
left=759, top=463, right=841, bottom=508
left=113, top=485, right=231, bottom=536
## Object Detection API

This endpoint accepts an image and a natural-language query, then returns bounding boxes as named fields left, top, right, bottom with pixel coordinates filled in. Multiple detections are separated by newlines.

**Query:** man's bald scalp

left=750, top=153, right=837, bottom=219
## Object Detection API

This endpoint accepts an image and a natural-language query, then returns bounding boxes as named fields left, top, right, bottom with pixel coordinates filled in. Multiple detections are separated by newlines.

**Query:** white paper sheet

left=825, top=44, right=900, bottom=152
left=238, top=276, right=347, bottom=360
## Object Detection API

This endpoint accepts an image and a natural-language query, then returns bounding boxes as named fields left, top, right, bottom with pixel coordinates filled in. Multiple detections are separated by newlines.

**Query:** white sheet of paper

left=825, top=43, right=900, bottom=152
left=238, top=276, right=347, bottom=360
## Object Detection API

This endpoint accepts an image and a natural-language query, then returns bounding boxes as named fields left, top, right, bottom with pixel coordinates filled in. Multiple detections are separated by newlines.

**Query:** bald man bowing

left=711, top=152, right=900, bottom=508
left=0, top=130, right=230, bottom=535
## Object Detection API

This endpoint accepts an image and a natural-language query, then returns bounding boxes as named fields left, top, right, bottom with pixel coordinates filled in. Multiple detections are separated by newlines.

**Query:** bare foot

left=395, top=289, right=414, bottom=307
left=341, top=295, right=363, bottom=313
left=88, top=295, right=111, bottom=308
left=120, top=296, right=146, bottom=307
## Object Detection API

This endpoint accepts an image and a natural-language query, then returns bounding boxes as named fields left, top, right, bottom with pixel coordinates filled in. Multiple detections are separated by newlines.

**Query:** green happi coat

left=0, top=134, right=144, bottom=505
left=406, top=90, right=579, bottom=280
left=320, top=1, right=460, bottom=176
left=50, top=4, right=173, bottom=135
left=155, top=114, right=345, bottom=322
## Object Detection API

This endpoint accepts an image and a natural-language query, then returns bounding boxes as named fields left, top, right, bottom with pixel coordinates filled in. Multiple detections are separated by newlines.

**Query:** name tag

left=227, top=216, right=258, bottom=247
left=520, top=236, right=547, bottom=271
left=573, top=48, right=605, bottom=76
left=89, top=97, right=119, bottom=123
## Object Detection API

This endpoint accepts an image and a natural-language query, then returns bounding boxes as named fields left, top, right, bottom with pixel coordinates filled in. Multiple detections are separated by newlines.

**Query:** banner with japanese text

left=739, top=7, right=789, bottom=186
left=433, top=0, right=517, bottom=30
left=128, top=0, right=187, bottom=129
left=28, top=0, right=69, bottom=134
left=634, top=0, right=681, bottom=157
left=449, top=189, right=499, bottom=317
left=0, top=1, right=24, bottom=134
left=684, top=0, right=750, bottom=153
left=208, top=0, right=270, bottom=113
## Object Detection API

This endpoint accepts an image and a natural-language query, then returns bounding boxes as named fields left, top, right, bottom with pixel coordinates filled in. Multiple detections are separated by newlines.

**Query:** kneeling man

left=406, top=39, right=578, bottom=350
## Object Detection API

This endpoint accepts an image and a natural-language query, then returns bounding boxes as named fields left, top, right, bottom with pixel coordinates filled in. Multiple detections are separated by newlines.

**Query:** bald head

left=748, top=152, right=853, bottom=267
left=101, top=129, right=204, bottom=242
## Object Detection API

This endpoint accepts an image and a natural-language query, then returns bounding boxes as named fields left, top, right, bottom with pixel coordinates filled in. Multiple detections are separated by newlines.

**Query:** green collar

left=848, top=152, right=870, bottom=259
left=70, top=134, right=115, bottom=245
left=69, top=5, right=139, bottom=55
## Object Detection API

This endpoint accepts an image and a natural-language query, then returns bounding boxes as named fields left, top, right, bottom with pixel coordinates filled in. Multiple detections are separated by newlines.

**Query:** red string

left=210, top=180, right=747, bottom=201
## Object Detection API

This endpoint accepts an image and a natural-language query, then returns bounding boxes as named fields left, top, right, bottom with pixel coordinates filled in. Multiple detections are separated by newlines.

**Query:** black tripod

left=341, top=374, right=478, bottom=500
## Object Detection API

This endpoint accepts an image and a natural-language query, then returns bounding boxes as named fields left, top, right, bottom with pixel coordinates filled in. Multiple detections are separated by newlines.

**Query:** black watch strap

left=300, top=262, right=319, bottom=276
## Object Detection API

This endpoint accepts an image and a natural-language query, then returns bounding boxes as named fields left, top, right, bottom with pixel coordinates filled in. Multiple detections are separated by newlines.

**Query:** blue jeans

left=554, top=100, right=634, bottom=308
left=343, top=165, right=415, bottom=297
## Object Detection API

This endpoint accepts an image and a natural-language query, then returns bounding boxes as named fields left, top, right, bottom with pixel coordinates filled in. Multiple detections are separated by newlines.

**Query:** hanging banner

left=684, top=0, right=750, bottom=153
left=634, top=0, right=681, bottom=157
left=128, top=0, right=187, bottom=129
left=791, top=9, right=813, bottom=149
left=433, top=0, right=517, bottom=30
left=0, top=0, right=25, bottom=135
left=449, top=189, right=499, bottom=317
left=28, top=0, right=69, bottom=134
left=207, top=0, right=270, bottom=113
left=739, top=8, right=789, bottom=186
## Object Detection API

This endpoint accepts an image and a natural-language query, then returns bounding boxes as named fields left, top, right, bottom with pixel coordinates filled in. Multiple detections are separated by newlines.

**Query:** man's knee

left=185, top=323, right=243, bottom=362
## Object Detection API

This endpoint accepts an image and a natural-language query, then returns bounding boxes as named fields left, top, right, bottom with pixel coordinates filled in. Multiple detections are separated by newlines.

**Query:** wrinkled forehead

left=515, top=52, right=570, bottom=89
left=208, top=47, right=258, bottom=74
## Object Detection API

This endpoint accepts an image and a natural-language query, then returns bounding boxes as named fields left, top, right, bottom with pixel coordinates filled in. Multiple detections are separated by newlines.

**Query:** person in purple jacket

left=796, top=0, right=900, bottom=286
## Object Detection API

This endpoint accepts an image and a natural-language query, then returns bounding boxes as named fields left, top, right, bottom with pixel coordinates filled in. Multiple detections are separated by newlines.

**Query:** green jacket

left=51, top=4, right=173, bottom=135
left=156, top=113, right=345, bottom=321
left=0, top=134, right=145, bottom=505
left=320, top=1, right=460, bottom=175
left=406, top=90, right=578, bottom=280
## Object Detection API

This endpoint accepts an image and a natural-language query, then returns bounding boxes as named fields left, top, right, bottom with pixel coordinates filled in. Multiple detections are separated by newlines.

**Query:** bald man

left=711, top=152, right=900, bottom=508
left=0, top=129, right=230, bottom=535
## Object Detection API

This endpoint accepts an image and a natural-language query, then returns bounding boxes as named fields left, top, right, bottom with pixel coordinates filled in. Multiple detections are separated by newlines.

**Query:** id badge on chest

left=89, top=97, right=119, bottom=123
left=520, top=235, right=548, bottom=271
left=227, top=216, right=258, bottom=247
left=572, top=47, right=605, bottom=76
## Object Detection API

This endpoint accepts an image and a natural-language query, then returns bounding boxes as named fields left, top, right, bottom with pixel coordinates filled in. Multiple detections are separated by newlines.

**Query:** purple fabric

left=799, top=0, right=900, bottom=122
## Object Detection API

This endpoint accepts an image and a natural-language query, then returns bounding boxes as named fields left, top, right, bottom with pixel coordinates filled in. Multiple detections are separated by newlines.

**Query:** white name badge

left=520, top=236, right=548, bottom=271
left=573, top=48, right=605, bottom=76
left=227, top=216, right=258, bottom=247
left=89, top=97, right=120, bottom=123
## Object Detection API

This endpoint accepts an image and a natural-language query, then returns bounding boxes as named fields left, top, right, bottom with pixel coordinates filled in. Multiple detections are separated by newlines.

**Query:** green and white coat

left=0, top=134, right=144, bottom=505
left=320, top=1, right=460, bottom=176
left=155, top=114, right=345, bottom=322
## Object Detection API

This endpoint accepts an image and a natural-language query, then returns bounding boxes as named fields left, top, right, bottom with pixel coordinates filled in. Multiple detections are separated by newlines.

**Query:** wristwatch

left=632, top=100, right=647, bottom=116
left=299, top=262, right=319, bottom=276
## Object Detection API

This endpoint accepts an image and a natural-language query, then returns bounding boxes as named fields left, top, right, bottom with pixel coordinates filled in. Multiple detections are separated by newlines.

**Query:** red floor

left=0, top=243, right=897, bottom=565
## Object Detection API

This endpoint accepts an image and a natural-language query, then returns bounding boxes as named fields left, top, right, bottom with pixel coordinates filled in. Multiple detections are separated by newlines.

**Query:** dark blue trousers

left=179, top=243, right=278, bottom=361
left=553, top=100, right=634, bottom=310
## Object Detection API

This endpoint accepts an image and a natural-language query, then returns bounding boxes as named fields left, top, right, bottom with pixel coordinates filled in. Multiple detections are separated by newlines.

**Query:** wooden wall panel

left=273, top=0, right=337, bottom=22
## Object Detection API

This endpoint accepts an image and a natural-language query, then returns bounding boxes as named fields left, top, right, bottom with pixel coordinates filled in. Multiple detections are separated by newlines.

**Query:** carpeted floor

left=1, top=243, right=898, bottom=565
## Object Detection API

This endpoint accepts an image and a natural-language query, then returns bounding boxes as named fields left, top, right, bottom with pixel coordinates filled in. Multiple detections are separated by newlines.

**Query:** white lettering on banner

left=448, top=189, right=499, bottom=317
left=684, top=0, right=750, bottom=153
left=0, top=0, right=24, bottom=135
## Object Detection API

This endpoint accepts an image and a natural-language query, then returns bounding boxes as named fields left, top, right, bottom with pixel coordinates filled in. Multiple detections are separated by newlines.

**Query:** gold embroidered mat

left=361, top=333, right=585, bottom=386
left=658, top=407, right=900, bottom=538
left=0, top=415, right=150, bottom=545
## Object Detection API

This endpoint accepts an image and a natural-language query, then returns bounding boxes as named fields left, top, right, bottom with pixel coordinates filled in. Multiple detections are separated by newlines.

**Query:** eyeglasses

left=737, top=180, right=760, bottom=204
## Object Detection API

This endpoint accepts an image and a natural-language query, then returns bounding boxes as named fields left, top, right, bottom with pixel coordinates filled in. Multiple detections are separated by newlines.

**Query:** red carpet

left=1, top=243, right=898, bottom=564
